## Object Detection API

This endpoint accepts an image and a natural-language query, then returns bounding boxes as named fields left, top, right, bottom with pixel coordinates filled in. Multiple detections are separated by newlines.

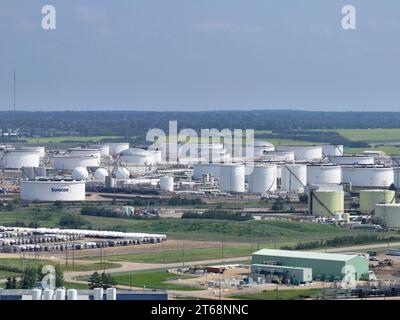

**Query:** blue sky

left=0, top=0, right=399, bottom=111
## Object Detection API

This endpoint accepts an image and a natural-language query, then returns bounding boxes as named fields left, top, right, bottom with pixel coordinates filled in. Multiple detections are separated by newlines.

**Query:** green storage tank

left=375, top=204, right=400, bottom=228
left=310, top=190, right=344, bottom=216
left=360, top=190, right=395, bottom=214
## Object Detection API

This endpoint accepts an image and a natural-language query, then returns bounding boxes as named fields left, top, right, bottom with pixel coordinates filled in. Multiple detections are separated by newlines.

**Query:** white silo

left=219, top=164, right=245, bottom=193
left=115, top=168, right=130, bottom=179
left=31, top=289, right=42, bottom=300
left=72, top=167, right=89, bottom=180
left=106, top=288, right=117, bottom=300
left=281, top=164, right=307, bottom=193
left=160, top=176, right=174, bottom=192
left=248, top=164, right=277, bottom=193
left=307, top=165, right=342, bottom=185
left=93, top=287, right=104, bottom=301
left=43, top=289, right=54, bottom=300
left=94, top=168, right=109, bottom=182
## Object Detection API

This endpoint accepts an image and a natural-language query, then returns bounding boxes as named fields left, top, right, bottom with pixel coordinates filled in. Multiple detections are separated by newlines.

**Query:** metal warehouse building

left=252, top=249, right=369, bottom=281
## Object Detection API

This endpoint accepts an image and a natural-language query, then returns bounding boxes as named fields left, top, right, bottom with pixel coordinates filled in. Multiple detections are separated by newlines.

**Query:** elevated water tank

left=359, top=190, right=395, bottom=214
left=281, top=164, right=307, bottom=193
left=310, top=190, right=344, bottom=216
left=248, top=164, right=277, bottom=193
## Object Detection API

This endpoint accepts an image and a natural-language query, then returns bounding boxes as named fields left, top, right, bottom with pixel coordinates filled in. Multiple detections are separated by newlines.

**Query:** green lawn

left=21, top=136, right=122, bottom=144
left=231, top=288, right=322, bottom=300
left=109, top=270, right=202, bottom=291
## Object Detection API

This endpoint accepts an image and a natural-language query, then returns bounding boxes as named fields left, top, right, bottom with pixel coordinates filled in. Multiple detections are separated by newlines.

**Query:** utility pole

left=13, top=70, right=16, bottom=112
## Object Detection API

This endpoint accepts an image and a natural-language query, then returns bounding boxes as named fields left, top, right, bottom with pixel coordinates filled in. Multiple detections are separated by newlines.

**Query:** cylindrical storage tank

left=89, top=144, right=110, bottom=156
left=261, top=151, right=295, bottom=162
left=276, top=145, right=322, bottom=161
left=106, top=288, right=117, bottom=301
left=193, top=163, right=221, bottom=180
left=359, top=190, right=396, bottom=214
left=248, top=164, right=277, bottom=193
left=219, top=164, right=245, bottom=193
left=72, top=167, right=89, bottom=181
left=148, top=149, right=162, bottom=164
left=307, top=165, right=342, bottom=185
left=53, top=155, right=100, bottom=170
left=55, top=288, right=66, bottom=300
left=43, top=289, right=54, bottom=300
left=281, top=164, right=307, bottom=193
left=115, top=168, right=130, bottom=179
left=93, top=287, right=104, bottom=301
left=21, top=146, right=45, bottom=158
left=322, top=145, right=344, bottom=157
left=119, top=148, right=155, bottom=166
left=342, top=166, right=394, bottom=188
left=254, top=141, right=275, bottom=157
left=394, top=167, right=400, bottom=188
left=31, top=289, right=42, bottom=300
left=67, top=289, right=78, bottom=300
left=375, top=204, right=400, bottom=228
left=160, top=176, right=174, bottom=192
left=310, top=190, right=344, bottom=216
left=329, top=156, right=374, bottom=165
left=0, top=150, right=41, bottom=169
left=94, top=168, right=109, bottom=182
left=20, top=180, right=86, bottom=202
left=109, top=143, right=130, bottom=156
left=67, top=148, right=101, bottom=158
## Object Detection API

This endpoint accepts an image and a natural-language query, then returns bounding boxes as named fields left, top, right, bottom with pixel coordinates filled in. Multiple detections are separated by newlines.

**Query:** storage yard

left=3, top=137, right=400, bottom=300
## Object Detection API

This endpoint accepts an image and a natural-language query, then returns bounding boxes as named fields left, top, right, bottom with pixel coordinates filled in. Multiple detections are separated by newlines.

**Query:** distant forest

left=0, top=110, right=397, bottom=147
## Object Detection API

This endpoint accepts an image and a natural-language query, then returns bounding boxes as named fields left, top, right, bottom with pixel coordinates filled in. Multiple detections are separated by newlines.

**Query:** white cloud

left=197, top=21, right=263, bottom=33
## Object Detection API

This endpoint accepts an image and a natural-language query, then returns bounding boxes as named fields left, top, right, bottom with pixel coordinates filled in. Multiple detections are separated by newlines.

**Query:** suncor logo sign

left=51, top=186, right=71, bottom=193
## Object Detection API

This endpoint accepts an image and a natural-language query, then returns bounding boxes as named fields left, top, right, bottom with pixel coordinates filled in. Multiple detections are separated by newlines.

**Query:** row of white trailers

left=193, top=163, right=400, bottom=193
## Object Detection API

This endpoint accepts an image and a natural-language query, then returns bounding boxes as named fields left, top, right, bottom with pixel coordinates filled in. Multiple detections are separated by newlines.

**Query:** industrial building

left=251, top=249, right=370, bottom=281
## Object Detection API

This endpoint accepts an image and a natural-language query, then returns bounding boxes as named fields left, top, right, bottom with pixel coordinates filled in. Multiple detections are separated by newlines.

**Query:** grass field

left=231, top=288, right=322, bottom=300
left=20, top=136, right=122, bottom=144
left=109, top=270, right=201, bottom=291
left=330, top=129, right=400, bottom=142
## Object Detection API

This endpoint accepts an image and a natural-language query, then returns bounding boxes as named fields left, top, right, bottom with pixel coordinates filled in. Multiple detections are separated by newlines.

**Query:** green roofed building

left=252, top=249, right=370, bottom=281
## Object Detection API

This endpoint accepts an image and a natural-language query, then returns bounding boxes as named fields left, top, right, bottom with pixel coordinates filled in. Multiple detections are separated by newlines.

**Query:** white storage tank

left=276, top=145, right=322, bottom=161
left=322, top=145, right=344, bottom=157
left=55, top=288, right=66, bottom=300
left=67, top=148, right=101, bottom=158
left=72, top=167, right=89, bottom=181
left=93, top=287, right=104, bottom=301
left=20, top=180, right=86, bottom=202
left=342, top=166, right=394, bottom=188
left=31, top=289, right=42, bottom=300
left=119, top=148, right=156, bottom=166
left=0, top=150, right=41, bottom=169
left=219, top=164, right=245, bottom=193
left=67, top=289, right=78, bottom=300
left=115, top=168, right=130, bottom=179
left=21, top=146, right=45, bottom=158
left=375, top=204, right=400, bottom=228
left=193, top=163, right=221, bottom=180
left=248, top=164, right=277, bottom=193
left=261, top=151, right=295, bottom=162
left=43, top=289, right=54, bottom=300
left=307, top=165, right=342, bottom=185
left=89, top=144, right=110, bottom=156
left=109, top=143, right=130, bottom=156
left=393, top=167, right=400, bottom=188
left=281, top=164, right=307, bottom=193
left=148, top=149, right=162, bottom=164
left=160, top=176, right=174, bottom=192
left=53, top=155, right=100, bottom=170
left=254, top=141, right=275, bottom=157
left=329, top=155, right=374, bottom=165
left=94, top=168, right=109, bottom=182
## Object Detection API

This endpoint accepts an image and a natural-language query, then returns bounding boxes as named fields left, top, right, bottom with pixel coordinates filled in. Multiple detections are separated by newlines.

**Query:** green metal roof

left=252, top=249, right=360, bottom=262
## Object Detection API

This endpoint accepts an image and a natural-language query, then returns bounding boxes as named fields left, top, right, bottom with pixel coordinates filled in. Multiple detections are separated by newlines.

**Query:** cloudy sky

left=0, top=0, right=399, bottom=111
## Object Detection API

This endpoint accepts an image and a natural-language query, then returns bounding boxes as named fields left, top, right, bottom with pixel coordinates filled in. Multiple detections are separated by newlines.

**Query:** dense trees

left=88, top=272, right=117, bottom=289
